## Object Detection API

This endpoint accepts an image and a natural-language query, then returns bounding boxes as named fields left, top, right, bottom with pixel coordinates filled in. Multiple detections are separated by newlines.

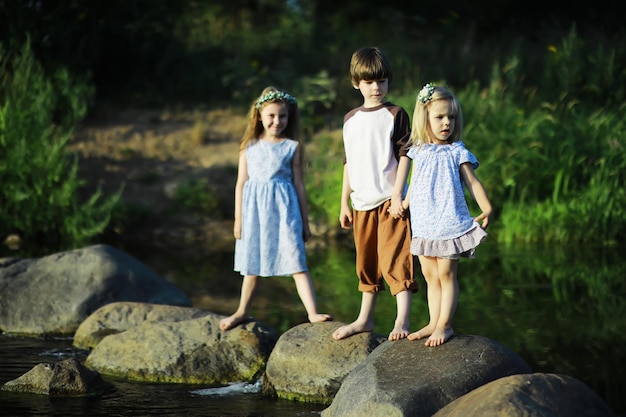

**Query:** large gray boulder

left=1, top=358, right=109, bottom=396
left=74, top=301, right=210, bottom=349
left=262, top=322, right=386, bottom=403
left=322, top=334, right=533, bottom=417
left=84, top=312, right=279, bottom=384
left=433, top=373, right=615, bottom=417
left=0, top=244, right=192, bottom=336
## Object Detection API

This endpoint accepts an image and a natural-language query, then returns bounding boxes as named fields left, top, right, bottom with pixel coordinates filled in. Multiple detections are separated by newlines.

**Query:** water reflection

left=1, top=240, right=624, bottom=416
left=0, top=336, right=325, bottom=417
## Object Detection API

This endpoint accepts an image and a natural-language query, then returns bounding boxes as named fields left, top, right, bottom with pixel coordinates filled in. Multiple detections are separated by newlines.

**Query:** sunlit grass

left=306, top=28, right=626, bottom=245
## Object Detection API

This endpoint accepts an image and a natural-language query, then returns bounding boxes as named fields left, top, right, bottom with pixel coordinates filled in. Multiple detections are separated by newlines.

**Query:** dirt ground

left=70, top=107, right=249, bottom=253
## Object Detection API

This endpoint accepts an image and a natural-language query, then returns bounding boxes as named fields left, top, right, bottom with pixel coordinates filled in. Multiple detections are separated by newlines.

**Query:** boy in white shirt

left=333, top=47, right=418, bottom=341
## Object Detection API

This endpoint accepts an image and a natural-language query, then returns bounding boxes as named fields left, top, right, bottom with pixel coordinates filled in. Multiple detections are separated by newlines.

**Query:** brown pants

left=352, top=199, right=418, bottom=296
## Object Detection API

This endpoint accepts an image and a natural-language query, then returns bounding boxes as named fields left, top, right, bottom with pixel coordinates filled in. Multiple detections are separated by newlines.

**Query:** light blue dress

left=234, top=138, right=307, bottom=276
left=407, top=141, right=487, bottom=258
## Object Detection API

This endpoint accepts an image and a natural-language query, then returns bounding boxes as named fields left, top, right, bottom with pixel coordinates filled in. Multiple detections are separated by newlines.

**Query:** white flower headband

left=417, top=83, right=436, bottom=104
left=255, top=90, right=297, bottom=109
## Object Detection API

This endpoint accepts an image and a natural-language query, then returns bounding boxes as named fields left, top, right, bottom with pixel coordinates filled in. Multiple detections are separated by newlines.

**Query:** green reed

left=306, top=28, right=626, bottom=245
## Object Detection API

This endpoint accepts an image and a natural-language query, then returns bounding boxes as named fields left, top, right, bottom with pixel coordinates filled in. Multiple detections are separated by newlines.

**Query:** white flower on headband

left=256, top=90, right=297, bottom=109
left=417, top=83, right=436, bottom=104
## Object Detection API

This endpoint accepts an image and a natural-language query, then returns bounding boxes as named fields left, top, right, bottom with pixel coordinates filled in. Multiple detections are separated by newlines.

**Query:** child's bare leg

left=292, top=272, right=333, bottom=323
left=425, top=259, right=458, bottom=347
left=220, top=275, right=258, bottom=330
left=408, top=256, right=440, bottom=341
left=333, top=291, right=377, bottom=340
left=388, top=290, right=411, bottom=341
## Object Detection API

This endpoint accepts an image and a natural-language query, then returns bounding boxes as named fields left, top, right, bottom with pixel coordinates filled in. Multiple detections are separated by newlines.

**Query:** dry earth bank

left=70, top=107, right=247, bottom=252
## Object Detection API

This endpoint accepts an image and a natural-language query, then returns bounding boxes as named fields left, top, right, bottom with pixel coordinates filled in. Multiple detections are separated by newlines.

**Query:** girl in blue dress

left=390, top=84, right=492, bottom=346
left=220, top=86, right=333, bottom=330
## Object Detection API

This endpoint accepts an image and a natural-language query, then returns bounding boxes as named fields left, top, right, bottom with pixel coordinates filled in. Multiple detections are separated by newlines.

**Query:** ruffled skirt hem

left=410, top=223, right=487, bottom=258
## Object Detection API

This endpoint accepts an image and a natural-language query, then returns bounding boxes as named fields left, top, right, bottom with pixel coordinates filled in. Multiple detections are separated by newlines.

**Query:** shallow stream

left=1, top=240, right=624, bottom=416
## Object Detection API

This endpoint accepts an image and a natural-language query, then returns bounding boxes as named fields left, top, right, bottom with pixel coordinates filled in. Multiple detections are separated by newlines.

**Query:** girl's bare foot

left=407, top=323, right=436, bottom=341
left=388, top=321, right=410, bottom=341
left=309, top=313, right=333, bottom=323
left=424, top=327, right=454, bottom=347
left=332, top=321, right=373, bottom=340
left=219, top=313, right=250, bottom=331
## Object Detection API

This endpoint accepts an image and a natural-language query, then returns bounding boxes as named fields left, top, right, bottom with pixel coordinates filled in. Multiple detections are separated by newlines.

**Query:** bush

left=0, top=40, right=121, bottom=250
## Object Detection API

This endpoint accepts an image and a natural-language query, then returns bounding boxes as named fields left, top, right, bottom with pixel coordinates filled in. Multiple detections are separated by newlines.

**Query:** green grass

left=305, top=28, right=626, bottom=246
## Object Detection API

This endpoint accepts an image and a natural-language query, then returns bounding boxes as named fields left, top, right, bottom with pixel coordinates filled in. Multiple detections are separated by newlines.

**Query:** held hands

left=388, top=195, right=408, bottom=219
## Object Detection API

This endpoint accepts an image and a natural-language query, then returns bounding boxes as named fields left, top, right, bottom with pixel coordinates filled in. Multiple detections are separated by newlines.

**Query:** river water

left=1, top=240, right=625, bottom=416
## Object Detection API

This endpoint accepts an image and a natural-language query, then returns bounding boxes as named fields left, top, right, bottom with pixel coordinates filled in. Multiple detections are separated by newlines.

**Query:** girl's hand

left=388, top=195, right=405, bottom=218
left=474, top=212, right=491, bottom=229
left=233, top=218, right=242, bottom=239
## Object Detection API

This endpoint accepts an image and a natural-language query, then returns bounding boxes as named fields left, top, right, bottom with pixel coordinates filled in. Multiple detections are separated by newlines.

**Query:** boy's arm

left=392, top=107, right=412, bottom=159
left=460, top=162, right=492, bottom=229
left=389, top=156, right=410, bottom=218
left=339, top=164, right=353, bottom=229
left=292, top=144, right=311, bottom=241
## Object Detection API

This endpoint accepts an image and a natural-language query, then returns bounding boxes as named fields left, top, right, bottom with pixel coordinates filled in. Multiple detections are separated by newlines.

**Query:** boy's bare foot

left=407, top=323, right=436, bottom=341
left=332, top=321, right=373, bottom=340
left=388, top=321, right=410, bottom=341
left=309, top=313, right=334, bottom=323
left=424, top=327, right=454, bottom=347
left=219, top=313, right=250, bottom=331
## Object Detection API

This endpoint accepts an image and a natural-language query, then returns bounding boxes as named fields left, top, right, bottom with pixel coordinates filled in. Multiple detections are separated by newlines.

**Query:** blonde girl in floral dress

left=390, top=83, right=492, bottom=346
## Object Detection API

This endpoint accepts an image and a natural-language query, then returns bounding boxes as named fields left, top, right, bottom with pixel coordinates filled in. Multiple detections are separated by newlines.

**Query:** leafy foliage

left=0, top=40, right=121, bottom=249
left=306, top=29, right=626, bottom=245
left=0, top=4, right=624, bottom=246
left=459, top=29, right=626, bottom=245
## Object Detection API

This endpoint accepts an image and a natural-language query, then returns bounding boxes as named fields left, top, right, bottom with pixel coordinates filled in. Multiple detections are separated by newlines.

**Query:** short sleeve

left=456, top=142, right=479, bottom=169
left=391, top=106, right=411, bottom=158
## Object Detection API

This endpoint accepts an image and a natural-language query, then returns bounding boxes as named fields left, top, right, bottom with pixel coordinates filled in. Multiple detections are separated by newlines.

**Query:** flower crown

left=255, top=90, right=297, bottom=109
left=417, top=83, right=436, bottom=104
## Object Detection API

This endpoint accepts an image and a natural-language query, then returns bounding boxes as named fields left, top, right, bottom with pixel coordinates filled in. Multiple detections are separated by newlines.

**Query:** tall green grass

left=304, top=130, right=344, bottom=229
left=0, top=40, right=121, bottom=250
left=306, top=28, right=626, bottom=246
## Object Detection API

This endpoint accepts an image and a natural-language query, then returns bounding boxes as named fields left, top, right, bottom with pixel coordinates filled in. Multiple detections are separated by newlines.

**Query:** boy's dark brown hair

left=349, top=47, right=394, bottom=86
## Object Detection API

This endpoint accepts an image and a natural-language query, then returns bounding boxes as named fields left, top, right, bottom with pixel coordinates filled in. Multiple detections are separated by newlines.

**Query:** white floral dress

left=234, top=138, right=307, bottom=276
left=407, top=141, right=487, bottom=258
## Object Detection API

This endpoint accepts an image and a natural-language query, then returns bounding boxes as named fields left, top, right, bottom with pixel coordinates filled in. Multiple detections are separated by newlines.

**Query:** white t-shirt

left=343, top=102, right=411, bottom=211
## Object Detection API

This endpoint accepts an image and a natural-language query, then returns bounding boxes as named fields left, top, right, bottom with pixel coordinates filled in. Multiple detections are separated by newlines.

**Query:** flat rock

left=74, top=301, right=210, bottom=349
left=85, top=313, right=279, bottom=384
left=1, top=357, right=109, bottom=396
left=0, top=244, right=192, bottom=336
left=322, top=334, right=533, bottom=417
left=433, top=373, right=616, bottom=417
left=262, top=322, right=386, bottom=403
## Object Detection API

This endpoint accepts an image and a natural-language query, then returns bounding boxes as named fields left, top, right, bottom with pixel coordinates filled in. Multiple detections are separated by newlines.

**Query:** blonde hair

left=239, top=85, right=303, bottom=158
left=410, top=85, right=463, bottom=146
left=349, top=47, right=393, bottom=86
